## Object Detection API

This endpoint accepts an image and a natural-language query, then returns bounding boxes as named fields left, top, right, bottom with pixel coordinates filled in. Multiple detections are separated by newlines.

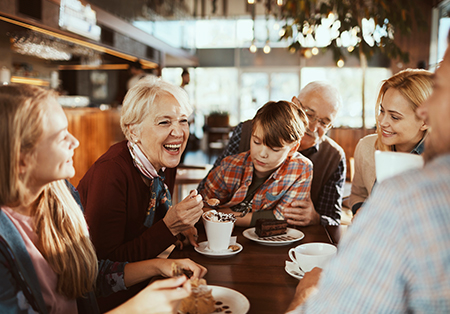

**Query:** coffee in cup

left=202, top=210, right=236, bottom=252
left=288, top=242, right=337, bottom=272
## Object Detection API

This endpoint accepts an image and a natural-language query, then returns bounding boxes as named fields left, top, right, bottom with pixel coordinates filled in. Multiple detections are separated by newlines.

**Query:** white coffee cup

left=202, top=210, right=235, bottom=252
left=375, top=150, right=423, bottom=183
left=288, top=243, right=337, bottom=272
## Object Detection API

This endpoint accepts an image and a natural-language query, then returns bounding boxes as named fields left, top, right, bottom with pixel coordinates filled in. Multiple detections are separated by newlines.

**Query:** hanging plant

left=278, top=0, right=429, bottom=64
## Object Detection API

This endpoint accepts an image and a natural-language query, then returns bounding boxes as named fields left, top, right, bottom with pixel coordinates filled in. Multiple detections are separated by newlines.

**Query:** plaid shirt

left=290, top=154, right=450, bottom=313
left=198, top=122, right=344, bottom=225
left=199, top=151, right=312, bottom=219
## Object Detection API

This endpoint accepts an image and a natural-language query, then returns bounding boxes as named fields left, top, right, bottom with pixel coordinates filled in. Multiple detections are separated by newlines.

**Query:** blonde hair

left=0, top=85, right=97, bottom=299
left=252, top=100, right=307, bottom=148
left=374, top=69, right=433, bottom=151
left=120, top=76, right=192, bottom=141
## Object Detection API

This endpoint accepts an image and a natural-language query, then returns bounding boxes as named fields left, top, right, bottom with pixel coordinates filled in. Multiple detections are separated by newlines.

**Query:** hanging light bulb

left=347, top=45, right=355, bottom=52
left=311, top=47, right=319, bottom=55
left=304, top=49, right=313, bottom=59
left=248, top=0, right=255, bottom=4
left=277, top=0, right=283, bottom=5
left=263, top=41, right=271, bottom=54
left=337, top=58, right=345, bottom=67
left=250, top=40, right=257, bottom=53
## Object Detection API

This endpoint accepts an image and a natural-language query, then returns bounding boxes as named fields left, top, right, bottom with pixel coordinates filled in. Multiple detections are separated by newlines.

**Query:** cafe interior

left=0, top=0, right=449, bottom=313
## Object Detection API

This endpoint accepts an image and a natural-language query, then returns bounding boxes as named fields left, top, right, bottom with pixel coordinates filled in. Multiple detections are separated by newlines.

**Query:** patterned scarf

left=127, top=141, right=172, bottom=227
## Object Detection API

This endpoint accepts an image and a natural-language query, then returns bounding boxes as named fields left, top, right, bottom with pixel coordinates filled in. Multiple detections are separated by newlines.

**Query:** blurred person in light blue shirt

left=287, top=30, right=450, bottom=314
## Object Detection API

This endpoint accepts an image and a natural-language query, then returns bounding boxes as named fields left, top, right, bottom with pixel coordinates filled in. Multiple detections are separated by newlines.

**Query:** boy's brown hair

left=252, top=100, right=307, bottom=149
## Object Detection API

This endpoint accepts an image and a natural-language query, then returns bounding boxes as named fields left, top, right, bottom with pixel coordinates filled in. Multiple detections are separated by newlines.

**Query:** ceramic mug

left=202, top=210, right=235, bottom=252
left=288, top=242, right=337, bottom=272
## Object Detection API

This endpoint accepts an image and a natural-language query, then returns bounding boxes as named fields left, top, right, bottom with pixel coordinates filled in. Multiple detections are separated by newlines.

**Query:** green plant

left=279, top=0, right=429, bottom=64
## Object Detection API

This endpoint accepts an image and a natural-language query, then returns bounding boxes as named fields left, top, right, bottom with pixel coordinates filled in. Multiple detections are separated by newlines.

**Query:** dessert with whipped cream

left=203, top=210, right=236, bottom=223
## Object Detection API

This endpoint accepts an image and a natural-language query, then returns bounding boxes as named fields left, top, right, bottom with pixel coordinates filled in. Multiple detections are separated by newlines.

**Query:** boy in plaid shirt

left=199, top=100, right=313, bottom=227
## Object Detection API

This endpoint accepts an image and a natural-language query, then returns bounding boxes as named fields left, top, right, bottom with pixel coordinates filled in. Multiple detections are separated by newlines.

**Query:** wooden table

left=170, top=224, right=339, bottom=314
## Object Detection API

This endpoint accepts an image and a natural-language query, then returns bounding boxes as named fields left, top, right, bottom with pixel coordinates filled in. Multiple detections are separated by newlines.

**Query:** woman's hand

left=175, top=227, right=199, bottom=249
left=124, top=258, right=206, bottom=288
left=164, top=190, right=203, bottom=236
left=160, top=258, right=207, bottom=279
left=109, top=276, right=191, bottom=314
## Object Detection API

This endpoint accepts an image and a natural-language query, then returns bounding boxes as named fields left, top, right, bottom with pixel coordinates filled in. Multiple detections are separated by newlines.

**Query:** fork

left=259, top=235, right=297, bottom=241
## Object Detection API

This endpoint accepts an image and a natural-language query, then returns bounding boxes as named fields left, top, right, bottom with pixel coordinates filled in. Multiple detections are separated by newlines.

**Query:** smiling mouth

left=382, top=130, right=395, bottom=136
left=164, top=143, right=182, bottom=152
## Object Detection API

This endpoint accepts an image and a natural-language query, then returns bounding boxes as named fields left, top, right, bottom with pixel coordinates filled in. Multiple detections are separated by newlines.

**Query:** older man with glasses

left=198, top=81, right=345, bottom=227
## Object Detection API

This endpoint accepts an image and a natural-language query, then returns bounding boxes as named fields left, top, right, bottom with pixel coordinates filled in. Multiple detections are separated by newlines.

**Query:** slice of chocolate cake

left=255, top=219, right=288, bottom=237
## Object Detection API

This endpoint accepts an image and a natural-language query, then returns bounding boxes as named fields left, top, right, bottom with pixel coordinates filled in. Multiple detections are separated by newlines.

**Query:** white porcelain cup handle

left=288, top=248, right=296, bottom=263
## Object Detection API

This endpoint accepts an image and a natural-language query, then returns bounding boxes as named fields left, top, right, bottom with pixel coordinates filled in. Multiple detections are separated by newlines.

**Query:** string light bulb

left=248, top=0, right=255, bottom=4
left=249, top=41, right=257, bottom=53
left=263, top=41, right=271, bottom=54
left=277, top=0, right=283, bottom=5
left=311, top=47, right=319, bottom=55
left=337, top=58, right=345, bottom=67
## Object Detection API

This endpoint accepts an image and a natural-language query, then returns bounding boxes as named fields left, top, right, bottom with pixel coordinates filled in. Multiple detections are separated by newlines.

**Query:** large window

left=163, top=66, right=391, bottom=133
left=239, top=71, right=299, bottom=122
left=134, top=17, right=291, bottom=50
left=162, top=68, right=298, bottom=127
left=301, top=67, right=392, bottom=128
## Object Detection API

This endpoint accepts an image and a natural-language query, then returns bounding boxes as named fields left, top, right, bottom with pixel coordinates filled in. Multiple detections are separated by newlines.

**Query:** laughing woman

left=0, top=85, right=208, bottom=314
left=77, top=77, right=204, bottom=311
left=349, top=69, right=433, bottom=215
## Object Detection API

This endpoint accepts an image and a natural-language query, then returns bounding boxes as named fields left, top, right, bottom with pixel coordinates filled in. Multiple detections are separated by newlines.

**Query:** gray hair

left=120, top=76, right=192, bottom=141
left=299, top=81, right=343, bottom=111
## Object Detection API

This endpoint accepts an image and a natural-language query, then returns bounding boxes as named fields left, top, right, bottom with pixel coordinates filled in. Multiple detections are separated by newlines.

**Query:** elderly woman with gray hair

left=77, top=76, right=204, bottom=312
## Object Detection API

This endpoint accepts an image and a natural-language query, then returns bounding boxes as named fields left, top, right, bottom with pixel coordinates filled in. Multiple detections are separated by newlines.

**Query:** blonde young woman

left=350, top=69, right=433, bottom=214
left=0, top=85, right=207, bottom=314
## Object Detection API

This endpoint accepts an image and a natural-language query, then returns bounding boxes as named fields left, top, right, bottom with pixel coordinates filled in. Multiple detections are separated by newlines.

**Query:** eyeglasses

left=294, top=98, right=333, bottom=129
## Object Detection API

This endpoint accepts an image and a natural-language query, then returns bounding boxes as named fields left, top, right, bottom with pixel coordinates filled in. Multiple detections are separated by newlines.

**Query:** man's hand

left=286, top=267, right=322, bottom=312
left=283, top=199, right=321, bottom=226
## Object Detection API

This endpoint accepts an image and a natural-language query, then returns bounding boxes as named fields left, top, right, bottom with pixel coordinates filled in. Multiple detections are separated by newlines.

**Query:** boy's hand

left=283, top=199, right=321, bottom=226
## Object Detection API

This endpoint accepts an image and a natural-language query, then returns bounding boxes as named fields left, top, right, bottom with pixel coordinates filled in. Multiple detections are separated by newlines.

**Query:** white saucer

left=195, top=241, right=243, bottom=258
left=242, top=227, right=304, bottom=246
left=285, top=261, right=304, bottom=280
left=178, top=285, right=250, bottom=314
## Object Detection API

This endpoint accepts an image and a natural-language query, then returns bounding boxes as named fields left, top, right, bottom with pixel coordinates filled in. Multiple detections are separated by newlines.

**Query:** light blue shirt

left=291, top=154, right=450, bottom=313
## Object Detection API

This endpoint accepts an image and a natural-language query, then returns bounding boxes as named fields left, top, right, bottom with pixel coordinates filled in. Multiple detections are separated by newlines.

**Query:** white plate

left=194, top=241, right=243, bottom=258
left=285, top=261, right=304, bottom=280
left=179, top=285, right=250, bottom=314
left=242, top=227, right=304, bottom=246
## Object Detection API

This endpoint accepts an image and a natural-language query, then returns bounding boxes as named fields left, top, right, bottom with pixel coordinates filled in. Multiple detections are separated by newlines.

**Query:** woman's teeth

left=164, top=144, right=181, bottom=151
